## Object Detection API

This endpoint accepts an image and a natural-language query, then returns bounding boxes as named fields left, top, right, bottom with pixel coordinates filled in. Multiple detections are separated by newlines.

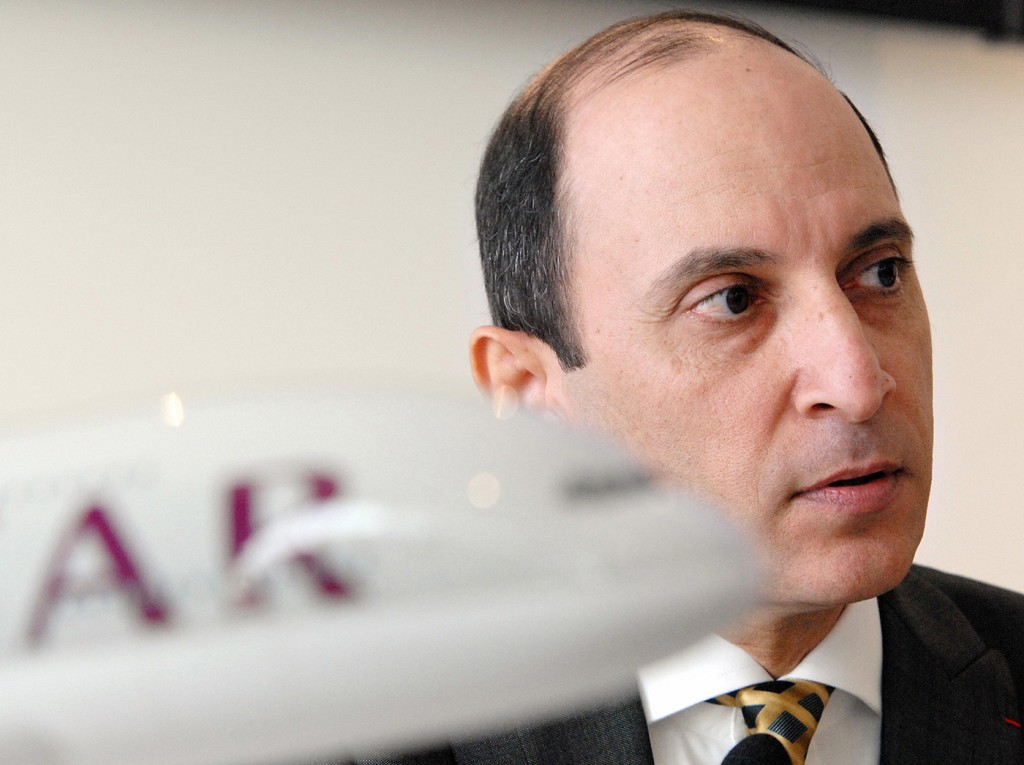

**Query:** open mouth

left=829, top=471, right=889, bottom=488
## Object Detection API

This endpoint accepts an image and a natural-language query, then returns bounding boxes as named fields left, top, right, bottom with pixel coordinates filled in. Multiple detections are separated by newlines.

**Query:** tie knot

left=712, top=679, right=834, bottom=765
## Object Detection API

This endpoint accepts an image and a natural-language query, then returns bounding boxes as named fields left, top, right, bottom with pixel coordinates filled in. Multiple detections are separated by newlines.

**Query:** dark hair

left=475, top=10, right=893, bottom=370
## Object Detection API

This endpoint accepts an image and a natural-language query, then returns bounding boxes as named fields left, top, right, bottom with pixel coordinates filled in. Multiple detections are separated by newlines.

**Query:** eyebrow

left=847, top=217, right=915, bottom=253
left=645, top=246, right=775, bottom=311
left=643, top=216, right=915, bottom=312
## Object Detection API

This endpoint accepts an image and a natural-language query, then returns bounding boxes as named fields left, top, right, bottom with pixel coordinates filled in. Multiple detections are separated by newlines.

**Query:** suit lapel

left=878, top=568, right=1023, bottom=764
left=454, top=696, right=654, bottom=765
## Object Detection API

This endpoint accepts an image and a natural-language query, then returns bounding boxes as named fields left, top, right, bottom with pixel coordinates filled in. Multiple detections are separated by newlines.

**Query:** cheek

left=583, top=366, right=776, bottom=503
left=879, top=304, right=933, bottom=427
left=565, top=319, right=793, bottom=508
left=883, top=285, right=932, bottom=378
left=564, top=360, right=696, bottom=475
left=675, top=358, right=789, bottom=493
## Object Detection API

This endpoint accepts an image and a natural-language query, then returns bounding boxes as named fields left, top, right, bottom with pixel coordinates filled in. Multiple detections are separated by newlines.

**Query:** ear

left=469, top=326, right=571, bottom=416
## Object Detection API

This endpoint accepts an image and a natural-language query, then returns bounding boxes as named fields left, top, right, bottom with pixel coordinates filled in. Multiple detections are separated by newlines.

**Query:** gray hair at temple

left=474, top=10, right=893, bottom=370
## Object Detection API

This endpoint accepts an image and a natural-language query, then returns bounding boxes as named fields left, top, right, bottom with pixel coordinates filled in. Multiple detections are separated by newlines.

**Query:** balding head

left=475, top=11, right=892, bottom=371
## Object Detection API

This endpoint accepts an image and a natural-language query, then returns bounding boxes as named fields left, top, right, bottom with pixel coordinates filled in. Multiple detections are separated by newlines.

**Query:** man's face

left=552, top=38, right=933, bottom=612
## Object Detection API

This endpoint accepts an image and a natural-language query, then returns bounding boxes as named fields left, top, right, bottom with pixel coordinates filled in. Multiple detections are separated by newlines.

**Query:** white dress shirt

left=639, top=598, right=882, bottom=765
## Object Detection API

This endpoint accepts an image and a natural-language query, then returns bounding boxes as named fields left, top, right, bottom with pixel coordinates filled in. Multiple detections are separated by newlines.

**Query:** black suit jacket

left=352, top=566, right=1024, bottom=764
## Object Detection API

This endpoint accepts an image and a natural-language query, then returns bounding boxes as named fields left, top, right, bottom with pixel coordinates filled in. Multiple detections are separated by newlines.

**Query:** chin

left=770, top=539, right=920, bottom=613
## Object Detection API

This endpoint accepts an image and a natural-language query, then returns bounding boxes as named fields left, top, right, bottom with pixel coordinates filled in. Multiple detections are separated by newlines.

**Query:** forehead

left=559, top=35, right=898, bottom=272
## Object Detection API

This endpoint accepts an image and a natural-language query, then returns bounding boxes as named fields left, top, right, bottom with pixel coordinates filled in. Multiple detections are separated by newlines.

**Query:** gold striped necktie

left=711, top=679, right=833, bottom=765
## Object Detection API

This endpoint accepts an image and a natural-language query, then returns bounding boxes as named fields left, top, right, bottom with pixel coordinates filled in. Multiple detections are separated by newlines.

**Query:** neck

left=723, top=605, right=845, bottom=678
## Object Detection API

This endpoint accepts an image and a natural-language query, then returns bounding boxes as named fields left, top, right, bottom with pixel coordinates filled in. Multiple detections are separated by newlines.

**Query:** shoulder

left=900, top=565, right=1024, bottom=639
left=349, top=696, right=650, bottom=765
left=885, top=565, right=1024, bottom=690
left=350, top=745, right=458, bottom=765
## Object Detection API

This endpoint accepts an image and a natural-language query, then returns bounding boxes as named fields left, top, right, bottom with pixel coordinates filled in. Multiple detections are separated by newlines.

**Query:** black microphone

left=721, top=734, right=792, bottom=765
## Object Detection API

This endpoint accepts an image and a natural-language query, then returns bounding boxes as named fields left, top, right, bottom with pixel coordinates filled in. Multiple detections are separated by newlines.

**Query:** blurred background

left=0, top=0, right=1021, bottom=592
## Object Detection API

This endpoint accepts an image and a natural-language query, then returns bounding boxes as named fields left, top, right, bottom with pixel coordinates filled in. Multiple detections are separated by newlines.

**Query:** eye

left=855, top=256, right=909, bottom=290
left=693, top=284, right=754, bottom=318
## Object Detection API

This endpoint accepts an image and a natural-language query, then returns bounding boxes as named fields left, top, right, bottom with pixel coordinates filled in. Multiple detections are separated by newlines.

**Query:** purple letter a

left=28, top=505, right=170, bottom=645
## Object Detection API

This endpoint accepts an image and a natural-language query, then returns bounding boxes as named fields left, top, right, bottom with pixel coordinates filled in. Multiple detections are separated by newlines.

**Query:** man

left=361, top=10, right=1024, bottom=764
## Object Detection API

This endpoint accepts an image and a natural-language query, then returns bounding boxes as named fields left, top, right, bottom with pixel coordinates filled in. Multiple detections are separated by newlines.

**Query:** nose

left=790, top=292, right=895, bottom=422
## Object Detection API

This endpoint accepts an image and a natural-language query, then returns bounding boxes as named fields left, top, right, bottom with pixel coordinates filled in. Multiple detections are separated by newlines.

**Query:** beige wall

left=1, top=1, right=1021, bottom=589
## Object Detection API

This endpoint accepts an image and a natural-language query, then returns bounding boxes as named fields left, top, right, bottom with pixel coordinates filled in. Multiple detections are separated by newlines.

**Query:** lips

left=793, top=464, right=903, bottom=513
left=827, top=470, right=890, bottom=488
left=801, top=463, right=900, bottom=492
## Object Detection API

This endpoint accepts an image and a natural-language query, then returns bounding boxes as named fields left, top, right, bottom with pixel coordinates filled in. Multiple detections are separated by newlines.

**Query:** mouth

left=793, top=464, right=904, bottom=510
left=827, top=470, right=892, bottom=488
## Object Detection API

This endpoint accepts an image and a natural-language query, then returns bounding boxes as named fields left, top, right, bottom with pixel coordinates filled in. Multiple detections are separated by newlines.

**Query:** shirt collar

left=638, top=597, right=882, bottom=722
